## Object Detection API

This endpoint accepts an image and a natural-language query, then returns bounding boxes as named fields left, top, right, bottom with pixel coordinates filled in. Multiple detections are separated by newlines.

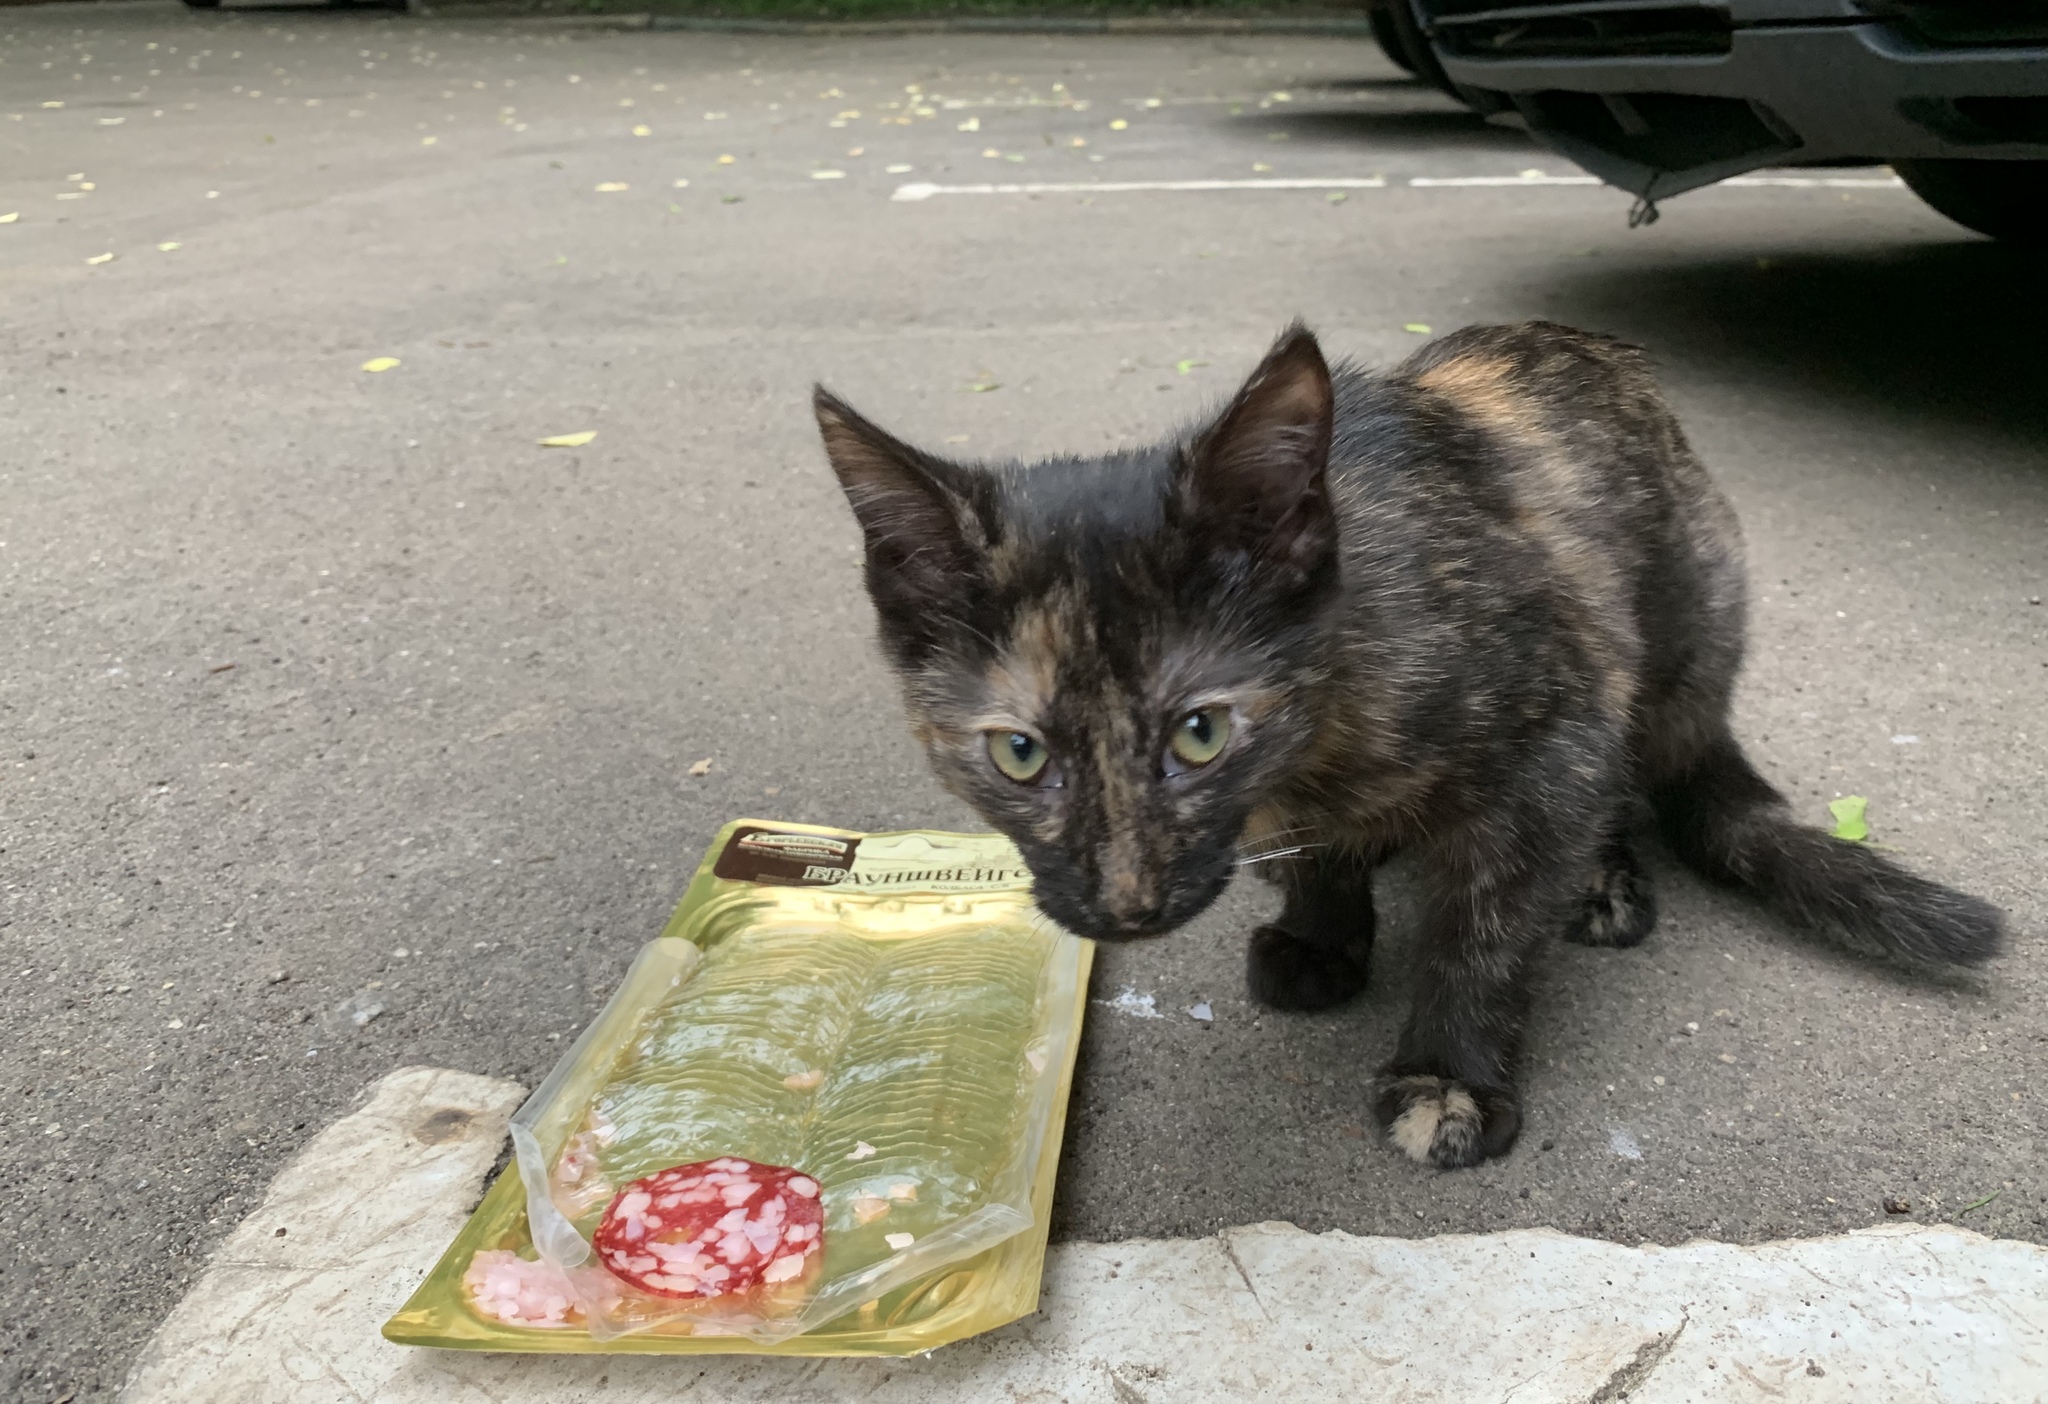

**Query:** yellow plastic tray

left=384, top=821, right=1091, bottom=1356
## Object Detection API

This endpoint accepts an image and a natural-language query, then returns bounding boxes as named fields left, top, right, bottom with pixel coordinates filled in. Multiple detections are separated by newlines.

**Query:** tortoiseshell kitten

left=816, top=322, right=2003, bottom=1168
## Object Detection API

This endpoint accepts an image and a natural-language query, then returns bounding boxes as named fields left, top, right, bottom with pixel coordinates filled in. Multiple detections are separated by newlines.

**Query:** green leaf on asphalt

left=1829, top=795, right=1869, bottom=843
left=360, top=357, right=400, bottom=373
left=1404, top=323, right=1431, bottom=335
left=538, top=430, right=597, bottom=448
left=1959, top=1189, right=2002, bottom=1214
left=1175, top=359, right=1209, bottom=375
left=964, top=379, right=1000, bottom=393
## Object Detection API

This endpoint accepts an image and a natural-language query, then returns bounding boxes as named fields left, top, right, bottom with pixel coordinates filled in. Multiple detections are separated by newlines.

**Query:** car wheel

left=1895, top=159, right=2048, bottom=244
left=1368, top=4, right=1418, bottom=76
left=1380, top=1, right=1465, bottom=105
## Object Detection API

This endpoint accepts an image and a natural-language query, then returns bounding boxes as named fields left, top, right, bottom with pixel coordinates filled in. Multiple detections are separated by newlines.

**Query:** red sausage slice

left=592, top=1157, right=824, bottom=1300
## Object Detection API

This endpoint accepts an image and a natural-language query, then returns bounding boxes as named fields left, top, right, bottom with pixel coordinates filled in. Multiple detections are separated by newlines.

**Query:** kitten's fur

left=817, top=322, right=2003, bottom=1169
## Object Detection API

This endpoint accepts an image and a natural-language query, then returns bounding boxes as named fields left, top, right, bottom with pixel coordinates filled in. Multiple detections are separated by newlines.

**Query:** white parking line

left=1408, top=174, right=1599, bottom=186
left=124, top=1067, right=2048, bottom=1404
left=890, top=176, right=1388, bottom=201
left=1724, top=175, right=1904, bottom=188
left=892, top=172, right=1905, bottom=201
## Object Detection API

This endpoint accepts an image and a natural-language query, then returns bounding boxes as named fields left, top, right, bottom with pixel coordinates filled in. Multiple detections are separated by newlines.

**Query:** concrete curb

left=123, top=1068, right=2048, bottom=1403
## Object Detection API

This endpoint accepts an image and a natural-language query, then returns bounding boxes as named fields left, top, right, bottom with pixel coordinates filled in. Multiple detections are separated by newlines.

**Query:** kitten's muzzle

left=1031, top=868, right=1231, bottom=943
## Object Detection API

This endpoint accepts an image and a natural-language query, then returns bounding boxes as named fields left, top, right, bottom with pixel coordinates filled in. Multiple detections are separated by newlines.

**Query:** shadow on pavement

left=1540, top=240, right=2048, bottom=447
left=1231, top=106, right=1535, bottom=156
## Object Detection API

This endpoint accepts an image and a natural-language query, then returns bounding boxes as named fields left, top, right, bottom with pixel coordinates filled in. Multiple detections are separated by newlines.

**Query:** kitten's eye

left=987, top=730, right=1050, bottom=785
left=1168, top=706, right=1232, bottom=769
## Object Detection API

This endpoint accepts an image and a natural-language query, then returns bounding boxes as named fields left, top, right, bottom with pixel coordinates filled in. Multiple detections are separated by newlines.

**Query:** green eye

left=988, top=730, right=1050, bottom=784
left=1168, top=706, right=1232, bottom=769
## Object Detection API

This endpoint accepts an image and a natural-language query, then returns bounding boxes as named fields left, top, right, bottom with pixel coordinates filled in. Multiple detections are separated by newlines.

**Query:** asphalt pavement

left=2, top=5, right=2044, bottom=1400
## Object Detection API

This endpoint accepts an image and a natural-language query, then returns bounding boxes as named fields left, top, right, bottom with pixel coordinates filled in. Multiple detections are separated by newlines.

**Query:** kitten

left=815, top=322, right=2003, bottom=1169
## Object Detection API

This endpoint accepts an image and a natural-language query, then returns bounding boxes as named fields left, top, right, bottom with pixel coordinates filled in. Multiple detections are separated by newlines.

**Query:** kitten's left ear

left=1177, top=323, right=1337, bottom=591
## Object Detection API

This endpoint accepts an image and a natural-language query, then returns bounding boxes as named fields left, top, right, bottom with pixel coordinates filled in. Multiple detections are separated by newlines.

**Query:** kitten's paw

left=1247, top=925, right=1369, bottom=1011
left=1562, top=851, right=1657, bottom=949
left=1373, top=1075, right=1521, bottom=1168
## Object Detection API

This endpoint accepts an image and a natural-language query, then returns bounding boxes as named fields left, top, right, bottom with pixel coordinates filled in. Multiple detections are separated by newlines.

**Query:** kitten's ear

left=1178, top=324, right=1336, bottom=590
left=815, top=388, right=986, bottom=659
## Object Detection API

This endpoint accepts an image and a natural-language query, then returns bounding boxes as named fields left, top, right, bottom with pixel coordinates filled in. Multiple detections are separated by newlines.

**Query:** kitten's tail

left=1652, top=732, right=2003, bottom=966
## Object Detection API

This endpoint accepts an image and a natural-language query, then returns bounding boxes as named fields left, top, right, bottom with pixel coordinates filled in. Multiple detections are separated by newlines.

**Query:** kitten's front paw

left=1373, top=1075, right=1521, bottom=1168
left=1247, top=925, right=1369, bottom=1011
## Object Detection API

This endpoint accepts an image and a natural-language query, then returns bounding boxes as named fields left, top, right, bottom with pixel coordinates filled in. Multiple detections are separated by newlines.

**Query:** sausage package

left=384, top=821, right=1092, bottom=1355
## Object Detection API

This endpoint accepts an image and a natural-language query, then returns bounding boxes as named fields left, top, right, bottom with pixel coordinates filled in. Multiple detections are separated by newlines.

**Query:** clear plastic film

left=385, top=823, right=1091, bottom=1356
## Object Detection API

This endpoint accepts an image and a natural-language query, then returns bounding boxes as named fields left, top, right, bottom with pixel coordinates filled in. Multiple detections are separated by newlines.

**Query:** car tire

left=1368, top=4, right=1418, bottom=76
left=1380, top=1, right=1465, bottom=105
left=1895, top=159, right=2048, bottom=244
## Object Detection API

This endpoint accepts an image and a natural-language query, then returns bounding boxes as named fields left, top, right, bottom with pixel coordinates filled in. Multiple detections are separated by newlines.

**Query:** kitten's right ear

left=815, top=388, right=986, bottom=660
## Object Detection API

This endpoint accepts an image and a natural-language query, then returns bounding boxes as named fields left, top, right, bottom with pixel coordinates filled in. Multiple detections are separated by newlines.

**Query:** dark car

left=1366, top=1, right=2048, bottom=240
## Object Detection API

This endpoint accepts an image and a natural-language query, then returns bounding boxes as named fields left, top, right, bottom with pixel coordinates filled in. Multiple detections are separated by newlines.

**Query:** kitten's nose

left=1102, top=867, right=1163, bottom=932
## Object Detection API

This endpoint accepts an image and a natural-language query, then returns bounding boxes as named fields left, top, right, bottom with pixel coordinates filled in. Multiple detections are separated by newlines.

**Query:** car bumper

left=1420, top=8, right=2048, bottom=200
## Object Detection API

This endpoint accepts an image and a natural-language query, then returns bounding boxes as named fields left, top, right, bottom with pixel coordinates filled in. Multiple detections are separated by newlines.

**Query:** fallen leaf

left=957, top=117, right=980, bottom=132
left=85, top=252, right=114, bottom=265
left=42, top=101, right=65, bottom=109
left=360, top=357, right=401, bottom=373
left=717, top=154, right=736, bottom=165
left=811, top=170, right=846, bottom=180
left=157, top=241, right=181, bottom=252
left=982, top=148, right=1001, bottom=159
left=1959, top=1189, right=2002, bottom=1214
left=0, top=213, right=18, bottom=224
left=594, top=181, right=629, bottom=192
left=1110, top=119, right=1129, bottom=131
left=1327, top=191, right=1348, bottom=204
left=672, top=177, right=690, bottom=188
left=99, top=116, right=125, bottom=127
left=420, top=136, right=437, bottom=146
left=686, top=757, right=713, bottom=777
left=1829, top=795, right=1869, bottom=843
left=964, top=380, right=1000, bottom=393
left=1175, top=359, right=1209, bottom=375
left=885, top=163, right=913, bottom=174
left=721, top=195, right=743, bottom=204
left=538, top=430, right=597, bottom=448
left=1404, top=323, right=1432, bottom=334
left=632, top=125, right=651, bottom=137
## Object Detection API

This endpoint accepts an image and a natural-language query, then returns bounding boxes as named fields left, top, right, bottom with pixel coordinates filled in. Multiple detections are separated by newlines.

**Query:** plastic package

left=385, top=821, right=1092, bottom=1355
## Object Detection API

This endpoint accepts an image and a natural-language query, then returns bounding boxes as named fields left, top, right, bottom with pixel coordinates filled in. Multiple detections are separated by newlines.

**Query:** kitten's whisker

left=1235, top=845, right=1313, bottom=867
